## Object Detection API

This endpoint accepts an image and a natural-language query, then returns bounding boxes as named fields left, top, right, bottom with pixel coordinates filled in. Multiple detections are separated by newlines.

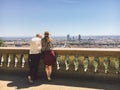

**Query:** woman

left=41, top=31, right=56, bottom=81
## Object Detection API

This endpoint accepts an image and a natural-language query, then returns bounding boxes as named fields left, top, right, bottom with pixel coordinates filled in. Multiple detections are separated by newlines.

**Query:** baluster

left=104, top=56, right=110, bottom=73
left=74, top=55, right=79, bottom=71
left=56, top=55, right=61, bottom=70
left=21, top=55, right=25, bottom=68
left=115, top=57, right=120, bottom=74
left=65, top=55, right=70, bottom=70
left=93, top=56, right=99, bottom=73
left=14, top=56, right=18, bottom=67
left=7, top=55, right=11, bottom=67
left=83, top=56, right=89, bottom=72
left=0, top=56, right=4, bottom=67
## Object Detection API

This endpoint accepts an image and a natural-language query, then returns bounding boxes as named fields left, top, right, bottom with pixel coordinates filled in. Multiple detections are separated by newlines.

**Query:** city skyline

left=0, top=0, right=120, bottom=37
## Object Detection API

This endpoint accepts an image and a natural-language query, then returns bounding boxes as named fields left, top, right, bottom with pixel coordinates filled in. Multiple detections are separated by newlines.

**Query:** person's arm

left=38, top=39, right=42, bottom=49
left=50, top=38, right=54, bottom=49
left=41, top=38, right=46, bottom=52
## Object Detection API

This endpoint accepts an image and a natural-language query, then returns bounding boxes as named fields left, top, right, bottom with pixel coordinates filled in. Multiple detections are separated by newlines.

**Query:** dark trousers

left=28, top=53, right=40, bottom=81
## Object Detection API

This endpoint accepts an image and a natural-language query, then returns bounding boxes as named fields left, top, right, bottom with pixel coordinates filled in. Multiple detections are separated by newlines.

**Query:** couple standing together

left=28, top=31, right=56, bottom=84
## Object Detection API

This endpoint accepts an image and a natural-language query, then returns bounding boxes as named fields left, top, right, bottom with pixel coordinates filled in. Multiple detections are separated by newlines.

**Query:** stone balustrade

left=0, top=47, right=120, bottom=80
left=0, top=47, right=29, bottom=71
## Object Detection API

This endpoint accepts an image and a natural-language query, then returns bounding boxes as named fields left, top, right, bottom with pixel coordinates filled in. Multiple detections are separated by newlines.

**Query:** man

left=28, top=34, right=42, bottom=83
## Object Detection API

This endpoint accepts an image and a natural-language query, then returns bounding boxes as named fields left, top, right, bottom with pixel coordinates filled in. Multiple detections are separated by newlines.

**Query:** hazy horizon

left=1, top=35, right=120, bottom=41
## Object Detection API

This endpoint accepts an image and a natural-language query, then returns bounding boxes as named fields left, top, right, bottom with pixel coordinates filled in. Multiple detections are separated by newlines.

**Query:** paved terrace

left=0, top=71, right=120, bottom=90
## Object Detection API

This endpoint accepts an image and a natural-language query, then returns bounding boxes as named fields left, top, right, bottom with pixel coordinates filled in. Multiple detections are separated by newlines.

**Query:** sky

left=0, top=0, right=120, bottom=37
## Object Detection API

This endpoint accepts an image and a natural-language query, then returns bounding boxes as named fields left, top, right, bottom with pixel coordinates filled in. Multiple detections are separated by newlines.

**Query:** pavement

left=0, top=71, right=120, bottom=90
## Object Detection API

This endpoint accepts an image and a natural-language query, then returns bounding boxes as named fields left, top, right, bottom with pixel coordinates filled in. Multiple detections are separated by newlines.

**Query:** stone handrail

left=54, top=48, right=120, bottom=74
left=0, top=47, right=120, bottom=77
left=0, top=47, right=29, bottom=70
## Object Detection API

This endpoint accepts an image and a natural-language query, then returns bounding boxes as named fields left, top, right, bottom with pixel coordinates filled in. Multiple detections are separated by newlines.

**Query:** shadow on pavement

left=0, top=71, right=120, bottom=90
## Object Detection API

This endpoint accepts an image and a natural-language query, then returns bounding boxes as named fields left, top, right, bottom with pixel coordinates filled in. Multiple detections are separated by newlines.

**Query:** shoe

left=28, top=76, right=34, bottom=84
left=47, top=77, right=52, bottom=81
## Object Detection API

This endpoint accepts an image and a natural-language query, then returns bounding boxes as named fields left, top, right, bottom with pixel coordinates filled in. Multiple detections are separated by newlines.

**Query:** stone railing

left=0, top=47, right=29, bottom=71
left=54, top=48, right=120, bottom=73
left=0, top=47, right=120, bottom=80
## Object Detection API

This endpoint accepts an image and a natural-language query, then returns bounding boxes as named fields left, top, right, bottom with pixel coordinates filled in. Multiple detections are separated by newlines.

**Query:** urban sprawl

left=1, top=35, right=120, bottom=48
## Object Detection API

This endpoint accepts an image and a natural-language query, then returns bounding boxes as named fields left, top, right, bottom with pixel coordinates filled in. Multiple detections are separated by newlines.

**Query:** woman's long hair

left=45, top=36, right=52, bottom=43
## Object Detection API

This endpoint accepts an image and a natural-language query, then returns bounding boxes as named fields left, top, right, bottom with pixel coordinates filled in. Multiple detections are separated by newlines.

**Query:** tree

left=0, top=40, right=5, bottom=47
